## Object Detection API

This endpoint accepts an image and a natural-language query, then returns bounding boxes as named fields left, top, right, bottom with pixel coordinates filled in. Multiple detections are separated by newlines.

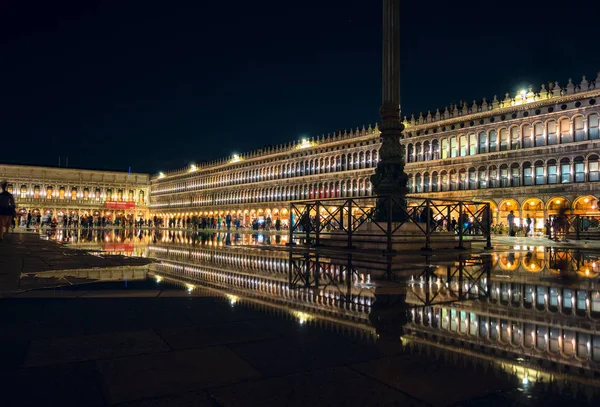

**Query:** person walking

left=0, top=180, right=16, bottom=241
left=507, top=210, right=515, bottom=236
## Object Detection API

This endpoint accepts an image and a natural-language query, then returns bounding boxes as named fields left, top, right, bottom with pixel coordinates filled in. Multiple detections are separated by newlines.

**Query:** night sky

left=2, top=0, right=599, bottom=174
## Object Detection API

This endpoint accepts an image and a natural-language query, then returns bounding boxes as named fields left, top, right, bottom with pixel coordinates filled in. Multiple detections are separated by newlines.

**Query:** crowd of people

left=161, top=214, right=285, bottom=231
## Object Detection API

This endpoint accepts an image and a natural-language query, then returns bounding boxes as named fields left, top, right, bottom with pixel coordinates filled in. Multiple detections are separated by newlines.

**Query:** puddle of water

left=21, top=230, right=600, bottom=402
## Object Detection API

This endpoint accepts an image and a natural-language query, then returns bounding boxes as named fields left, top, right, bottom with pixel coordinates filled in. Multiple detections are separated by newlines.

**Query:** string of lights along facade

left=150, top=74, right=600, bottom=226
left=0, top=164, right=150, bottom=221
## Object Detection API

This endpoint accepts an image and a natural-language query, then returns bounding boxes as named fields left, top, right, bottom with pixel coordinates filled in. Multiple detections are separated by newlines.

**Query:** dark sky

left=2, top=0, right=599, bottom=174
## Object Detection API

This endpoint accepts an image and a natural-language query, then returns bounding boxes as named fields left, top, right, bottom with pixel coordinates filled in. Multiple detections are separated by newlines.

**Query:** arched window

left=489, top=130, right=498, bottom=152
left=358, top=151, right=365, bottom=169
left=407, top=144, right=414, bottom=163
left=547, top=159, right=558, bottom=184
left=510, top=163, right=520, bottom=187
left=499, top=128, right=509, bottom=151
left=478, top=166, right=487, bottom=189
left=423, top=173, right=430, bottom=192
left=500, top=164, right=509, bottom=187
left=423, top=141, right=431, bottom=161
left=459, top=135, right=467, bottom=156
left=432, top=140, right=440, bottom=160
left=510, top=127, right=519, bottom=150
left=590, top=114, right=600, bottom=140
left=534, top=122, right=544, bottom=146
left=341, top=155, right=346, bottom=171
left=415, top=143, right=422, bottom=162
left=468, top=134, right=477, bottom=155
left=522, top=124, right=533, bottom=148
left=523, top=162, right=532, bottom=186
left=458, top=168, right=467, bottom=190
left=560, top=158, right=571, bottom=183
left=560, top=118, right=572, bottom=144
left=440, top=171, right=449, bottom=192
left=407, top=175, right=413, bottom=193
left=589, top=155, right=599, bottom=181
left=574, top=116, right=585, bottom=142
left=365, top=151, right=371, bottom=168
left=415, top=173, right=422, bottom=193
left=575, top=156, right=585, bottom=182
left=547, top=120, right=558, bottom=145
left=489, top=166, right=498, bottom=188
left=534, top=161, right=546, bottom=185
left=450, top=137, right=458, bottom=158
left=431, top=172, right=439, bottom=192
left=441, top=139, right=449, bottom=159
left=449, top=169, right=458, bottom=191
left=478, top=132, right=487, bottom=154
left=468, top=167, right=477, bottom=189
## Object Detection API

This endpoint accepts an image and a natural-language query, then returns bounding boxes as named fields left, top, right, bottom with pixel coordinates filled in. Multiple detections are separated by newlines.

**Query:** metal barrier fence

left=288, top=195, right=492, bottom=252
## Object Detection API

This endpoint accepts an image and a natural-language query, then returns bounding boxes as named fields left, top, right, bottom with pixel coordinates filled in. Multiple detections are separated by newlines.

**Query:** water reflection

left=38, top=229, right=600, bottom=400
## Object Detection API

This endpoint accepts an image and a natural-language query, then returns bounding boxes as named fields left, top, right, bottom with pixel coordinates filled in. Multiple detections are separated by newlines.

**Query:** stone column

left=371, top=0, right=409, bottom=221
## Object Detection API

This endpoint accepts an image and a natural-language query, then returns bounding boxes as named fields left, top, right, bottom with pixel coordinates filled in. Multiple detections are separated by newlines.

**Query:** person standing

left=0, top=181, right=16, bottom=240
left=507, top=210, right=515, bottom=236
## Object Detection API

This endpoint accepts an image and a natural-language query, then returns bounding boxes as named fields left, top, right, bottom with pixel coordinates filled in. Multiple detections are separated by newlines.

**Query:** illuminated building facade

left=150, top=132, right=381, bottom=224
left=404, top=75, right=600, bottom=227
left=150, top=75, right=600, bottom=227
left=0, top=164, right=150, bottom=222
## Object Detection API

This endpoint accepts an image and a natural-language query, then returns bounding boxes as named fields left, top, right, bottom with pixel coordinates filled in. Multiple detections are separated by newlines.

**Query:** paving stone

left=24, top=329, right=171, bottom=367
left=210, top=366, right=423, bottom=407
left=351, top=354, right=517, bottom=407
left=228, top=329, right=386, bottom=377
left=114, top=391, right=214, bottom=407
left=157, top=320, right=275, bottom=350
left=0, top=361, right=105, bottom=407
left=97, top=347, right=261, bottom=404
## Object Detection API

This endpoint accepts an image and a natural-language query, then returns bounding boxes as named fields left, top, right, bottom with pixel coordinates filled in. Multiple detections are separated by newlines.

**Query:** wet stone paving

left=0, top=228, right=600, bottom=406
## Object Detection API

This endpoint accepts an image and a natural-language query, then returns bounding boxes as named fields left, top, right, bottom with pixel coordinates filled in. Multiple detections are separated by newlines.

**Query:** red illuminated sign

left=104, top=201, right=136, bottom=209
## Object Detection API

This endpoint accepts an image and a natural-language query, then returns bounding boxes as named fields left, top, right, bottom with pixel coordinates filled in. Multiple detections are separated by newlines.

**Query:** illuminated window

left=500, top=165, right=509, bottom=187
left=20, top=185, right=27, bottom=199
left=575, top=157, right=585, bottom=182
left=478, top=167, right=487, bottom=189
left=441, top=139, right=449, bottom=159
left=522, top=124, right=533, bottom=148
left=500, top=129, right=509, bottom=151
left=547, top=120, right=557, bottom=145
left=510, top=127, right=519, bottom=150
left=560, top=118, right=572, bottom=143
left=459, top=135, right=467, bottom=156
left=561, top=158, right=571, bottom=183
left=478, top=132, right=486, bottom=154
left=535, top=161, right=545, bottom=185
left=547, top=160, right=558, bottom=184
left=574, top=116, right=585, bottom=142
left=71, top=188, right=77, bottom=200
left=534, top=122, right=545, bottom=146
left=523, top=163, right=532, bottom=186
left=488, top=130, right=498, bottom=152
left=450, top=137, right=457, bottom=158
left=468, top=134, right=477, bottom=155
left=589, top=156, right=599, bottom=181
left=589, top=114, right=599, bottom=140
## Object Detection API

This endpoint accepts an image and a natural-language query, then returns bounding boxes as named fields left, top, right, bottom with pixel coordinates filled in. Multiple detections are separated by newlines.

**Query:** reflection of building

left=405, top=252, right=600, bottom=391
left=148, top=242, right=376, bottom=337
left=0, top=164, right=150, bottom=221
left=149, top=76, right=600, bottom=228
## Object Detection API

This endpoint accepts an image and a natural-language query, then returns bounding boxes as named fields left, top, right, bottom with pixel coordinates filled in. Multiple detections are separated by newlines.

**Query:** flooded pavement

left=2, top=229, right=600, bottom=405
